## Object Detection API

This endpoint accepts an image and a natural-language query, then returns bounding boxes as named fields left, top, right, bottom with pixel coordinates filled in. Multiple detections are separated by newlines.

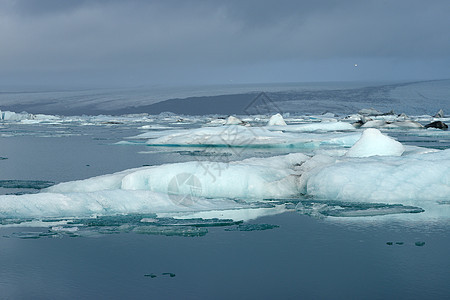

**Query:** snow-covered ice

left=266, top=121, right=355, bottom=132
left=301, top=149, right=450, bottom=216
left=267, top=113, right=287, bottom=126
left=1, top=143, right=449, bottom=220
left=345, top=128, right=405, bottom=157
left=142, top=125, right=313, bottom=147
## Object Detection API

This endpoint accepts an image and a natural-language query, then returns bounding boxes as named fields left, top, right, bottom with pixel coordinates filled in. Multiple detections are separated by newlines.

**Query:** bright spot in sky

left=354, top=64, right=358, bottom=67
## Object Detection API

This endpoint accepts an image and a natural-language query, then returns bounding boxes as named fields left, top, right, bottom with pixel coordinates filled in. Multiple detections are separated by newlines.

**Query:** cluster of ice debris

left=0, top=107, right=448, bottom=129
left=1, top=109, right=449, bottom=224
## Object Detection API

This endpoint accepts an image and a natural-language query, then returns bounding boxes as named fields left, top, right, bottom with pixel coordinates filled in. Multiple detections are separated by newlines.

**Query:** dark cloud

left=0, top=0, right=449, bottom=86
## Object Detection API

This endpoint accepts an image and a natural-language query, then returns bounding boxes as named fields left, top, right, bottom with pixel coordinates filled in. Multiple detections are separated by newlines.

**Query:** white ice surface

left=144, top=125, right=309, bottom=147
left=301, top=149, right=450, bottom=218
left=47, top=153, right=308, bottom=198
left=1, top=148, right=450, bottom=219
left=265, top=121, right=355, bottom=132
left=134, top=125, right=362, bottom=148
left=267, top=113, right=287, bottom=126
left=0, top=154, right=308, bottom=218
left=361, top=120, right=423, bottom=129
left=0, top=190, right=251, bottom=219
left=345, top=129, right=405, bottom=157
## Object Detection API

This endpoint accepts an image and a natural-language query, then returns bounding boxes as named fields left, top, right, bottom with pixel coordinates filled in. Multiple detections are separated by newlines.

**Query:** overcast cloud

left=1, top=0, right=449, bottom=86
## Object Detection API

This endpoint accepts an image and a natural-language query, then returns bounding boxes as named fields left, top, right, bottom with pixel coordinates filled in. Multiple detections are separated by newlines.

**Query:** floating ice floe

left=141, top=125, right=362, bottom=148
left=301, top=149, right=450, bottom=209
left=267, top=113, right=287, bottom=126
left=0, top=147, right=449, bottom=220
left=434, top=109, right=444, bottom=118
left=46, top=153, right=307, bottom=199
left=0, top=154, right=308, bottom=219
left=361, top=120, right=423, bottom=129
left=143, top=125, right=300, bottom=147
left=265, top=121, right=355, bottom=132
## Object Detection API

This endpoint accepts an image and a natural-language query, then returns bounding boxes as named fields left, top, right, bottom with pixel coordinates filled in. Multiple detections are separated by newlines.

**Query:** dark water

left=0, top=213, right=448, bottom=299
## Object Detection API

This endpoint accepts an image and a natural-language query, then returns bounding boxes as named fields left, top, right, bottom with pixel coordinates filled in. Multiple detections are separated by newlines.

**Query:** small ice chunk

left=225, top=116, right=244, bottom=125
left=267, top=113, right=287, bottom=126
left=434, top=109, right=444, bottom=118
left=346, top=128, right=405, bottom=157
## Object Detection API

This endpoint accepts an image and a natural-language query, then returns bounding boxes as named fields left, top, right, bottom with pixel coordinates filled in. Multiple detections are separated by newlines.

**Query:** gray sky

left=1, top=0, right=449, bottom=87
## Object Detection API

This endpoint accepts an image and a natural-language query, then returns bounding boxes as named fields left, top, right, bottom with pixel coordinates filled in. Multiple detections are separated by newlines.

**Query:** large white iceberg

left=345, top=128, right=405, bottom=157
left=0, top=154, right=308, bottom=219
left=302, top=149, right=450, bottom=207
left=267, top=113, right=287, bottom=126
left=47, top=153, right=307, bottom=199
left=1, top=149, right=450, bottom=219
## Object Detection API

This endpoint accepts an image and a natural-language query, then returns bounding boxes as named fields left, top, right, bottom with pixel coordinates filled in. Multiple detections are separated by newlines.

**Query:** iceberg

left=0, top=154, right=306, bottom=219
left=0, top=110, right=31, bottom=121
left=302, top=149, right=450, bottom=207
left=434, top=109, right=444, bottom=118
left=47, top=153, right=308, bottom=199
left=345, top=128, right=405, bottom=157
left=0, top=110, right=61, bottom=123
left=267, top=113, right=287, bottom=126
left=1, top=148, right=450, bottom=220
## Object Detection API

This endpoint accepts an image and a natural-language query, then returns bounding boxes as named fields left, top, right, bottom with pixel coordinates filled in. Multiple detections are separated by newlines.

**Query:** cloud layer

left=1, top=0, right=449, bottom=86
